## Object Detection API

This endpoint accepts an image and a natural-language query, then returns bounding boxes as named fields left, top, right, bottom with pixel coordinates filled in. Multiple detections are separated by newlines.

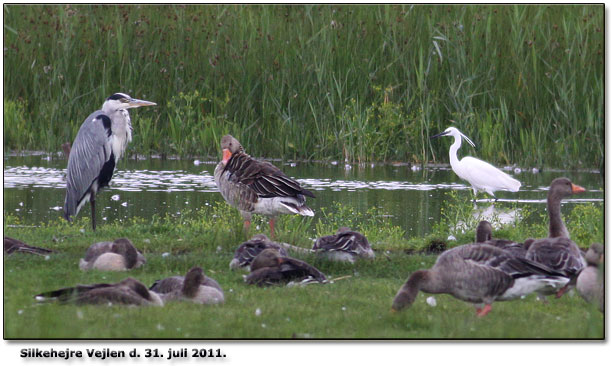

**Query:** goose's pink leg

left=476, top=304, right=492, bottom=317
left=269, top=218, right=276, bottom=239
left=243, top=220, right=251, bottom=237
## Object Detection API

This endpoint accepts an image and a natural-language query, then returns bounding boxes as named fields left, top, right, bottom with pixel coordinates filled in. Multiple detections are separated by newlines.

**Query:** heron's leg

left=90, top=196, right=96, bottom=231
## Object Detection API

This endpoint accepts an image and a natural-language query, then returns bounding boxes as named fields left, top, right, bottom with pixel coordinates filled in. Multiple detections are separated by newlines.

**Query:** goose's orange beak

left=222, top=149, right=232, bottom=164
left=571, top=183, right=585, bottom=194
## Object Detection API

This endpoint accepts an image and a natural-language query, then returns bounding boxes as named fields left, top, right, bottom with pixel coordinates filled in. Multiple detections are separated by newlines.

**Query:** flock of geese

left=4, top=93, right=604, bottom=323
left=5, top=145, right=604, bottom=317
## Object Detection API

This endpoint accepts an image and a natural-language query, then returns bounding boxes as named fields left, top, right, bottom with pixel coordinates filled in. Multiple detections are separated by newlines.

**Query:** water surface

left=3, top=154, right=603, bottom=238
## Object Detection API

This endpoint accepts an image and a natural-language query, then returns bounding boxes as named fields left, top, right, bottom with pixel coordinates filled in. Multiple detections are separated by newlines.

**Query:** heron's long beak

left=430, top=131, right=449, bottom=140
left=127, top=98, right=157, bottom=108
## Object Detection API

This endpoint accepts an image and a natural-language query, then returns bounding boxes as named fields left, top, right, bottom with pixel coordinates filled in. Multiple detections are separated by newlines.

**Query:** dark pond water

left=3, top=153, right=604, bottom=238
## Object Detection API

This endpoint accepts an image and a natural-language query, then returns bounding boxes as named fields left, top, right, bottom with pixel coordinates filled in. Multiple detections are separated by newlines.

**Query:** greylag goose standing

left=214, top=135, right=315, bottom=238
left=475, top=221, right=526, bottom=257
left=312, top=227, right=375, bottom=263
left=525, top=178, right=586, bottom=297
left=79, top=238, right=146, bottom=271
left=4, top=237, right=53, bottom=256
left=35, top=277, right=163, bottom=306
left=150, top=267, right=224, bottom=305
left=392, top=243, right=569, bottom=316
left=229, top=234, right=289, bottom=270
left=430, top=127, right=521, bottom=199
left=64, top=93, right=156, bottom=230
left=245, top=249, right=327, bottom=286
left=576, top=243, right=603, bottom=312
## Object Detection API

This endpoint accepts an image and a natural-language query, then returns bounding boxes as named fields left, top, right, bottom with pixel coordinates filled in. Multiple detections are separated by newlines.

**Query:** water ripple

left=3, top=166, right=605, bottom=203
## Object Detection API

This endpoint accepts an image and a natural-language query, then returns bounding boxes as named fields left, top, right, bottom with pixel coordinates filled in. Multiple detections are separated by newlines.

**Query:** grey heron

left=63, top=93, right=156, bottom=230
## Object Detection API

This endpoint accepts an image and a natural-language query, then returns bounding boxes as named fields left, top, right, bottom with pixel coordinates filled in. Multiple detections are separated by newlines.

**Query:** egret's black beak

left=430, top=131, right=449, bottom=140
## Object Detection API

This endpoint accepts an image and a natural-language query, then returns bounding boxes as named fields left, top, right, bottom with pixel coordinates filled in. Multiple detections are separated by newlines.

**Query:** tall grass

left=3, top=5, right=603, bottom=168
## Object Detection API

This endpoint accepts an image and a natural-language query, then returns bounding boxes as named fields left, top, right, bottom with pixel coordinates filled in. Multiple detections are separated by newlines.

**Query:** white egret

left=430, top=127, right=521, bottom=199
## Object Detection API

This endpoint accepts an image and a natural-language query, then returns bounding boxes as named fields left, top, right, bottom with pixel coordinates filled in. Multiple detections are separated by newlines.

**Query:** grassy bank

left=3, top=197, right=604, bottom=339
left=3, top=4, right=604, bottom=168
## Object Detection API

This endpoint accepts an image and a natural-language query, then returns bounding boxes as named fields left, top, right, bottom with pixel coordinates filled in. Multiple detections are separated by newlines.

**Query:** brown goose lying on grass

left=35, top=278, right=163, bottom=306
left=79, top=238, right=145, bottom=271
left=392, top=243, right=569, bottom=317
left=313, top=227, right=375, bottom=263
left=525, top=178, right=586, bottom=298
left=229, top=234, right=289, bottom=270
left=576, top=243, right=603, bottom=312
left=4, top=237, right=53, bottom=256
left=150, top=267, right=224, bottom=305
left=214, top=134, right=315, bottom=238
left=475, top=221, right=526, bottom=258
left=245, top=249, right=327, bottom=286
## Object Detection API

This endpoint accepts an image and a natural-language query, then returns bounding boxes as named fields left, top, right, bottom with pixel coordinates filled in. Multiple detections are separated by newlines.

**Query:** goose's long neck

left=448, top=135, right=462, bottom=170
left=547, top=195, right=569, bottom=238
left=392, top=270, right=445, bottom=310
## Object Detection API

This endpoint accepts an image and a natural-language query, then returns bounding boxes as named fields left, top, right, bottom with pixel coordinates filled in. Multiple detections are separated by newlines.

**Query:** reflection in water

left=3, top=155, right=604, bottom=237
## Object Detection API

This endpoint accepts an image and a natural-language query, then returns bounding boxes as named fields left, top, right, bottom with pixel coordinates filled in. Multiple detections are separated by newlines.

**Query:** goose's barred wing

left=313, top=231, right=368, bottom=252
left=527, top=238, right=585, bottom=277
left=224, top=152, right=315, bottom=199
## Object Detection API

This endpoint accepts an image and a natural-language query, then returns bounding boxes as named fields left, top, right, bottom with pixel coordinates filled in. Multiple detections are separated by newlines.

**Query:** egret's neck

left=448, top=135, right=462, bottom=169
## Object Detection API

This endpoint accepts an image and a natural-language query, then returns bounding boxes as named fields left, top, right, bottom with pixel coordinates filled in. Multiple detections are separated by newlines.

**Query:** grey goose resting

left=150, top=267, right=224, bottom=305
left=312, top=227, right=375, bottom=263
left=475, top=221, right=527, bottom=258
left=576, top=243, right=603, bottom=312
left=4, top=236, right=53, bottom=256
left=229, top=234, right=289, bottom=270
left=35, top=277, right=163, bottom=306
left=245, top=249, right=327, bottom=286
left=79, top=238, right=146, bottom=271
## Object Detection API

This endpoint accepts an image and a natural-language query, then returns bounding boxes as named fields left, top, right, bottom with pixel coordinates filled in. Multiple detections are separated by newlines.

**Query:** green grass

left=3, top=199, right=604, bottom=339
left=3, top=4, right=604, bottom=168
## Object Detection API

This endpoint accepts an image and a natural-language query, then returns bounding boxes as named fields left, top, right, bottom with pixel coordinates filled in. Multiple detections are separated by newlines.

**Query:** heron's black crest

left=107, top=93, right=129, bottom=101
left=97, top=114, right=112, bottom=137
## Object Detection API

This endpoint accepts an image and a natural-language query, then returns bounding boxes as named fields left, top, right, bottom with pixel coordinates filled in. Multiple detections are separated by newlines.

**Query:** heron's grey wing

left=64, top=110, right=113, bottom=218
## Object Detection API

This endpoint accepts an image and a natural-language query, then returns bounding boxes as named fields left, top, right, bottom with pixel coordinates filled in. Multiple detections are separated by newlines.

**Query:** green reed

left=3, top=5, right=603, bottom=168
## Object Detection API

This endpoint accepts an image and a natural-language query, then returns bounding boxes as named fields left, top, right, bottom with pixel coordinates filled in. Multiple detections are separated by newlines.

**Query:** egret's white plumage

left=431, top=127, right=521, bottom=197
